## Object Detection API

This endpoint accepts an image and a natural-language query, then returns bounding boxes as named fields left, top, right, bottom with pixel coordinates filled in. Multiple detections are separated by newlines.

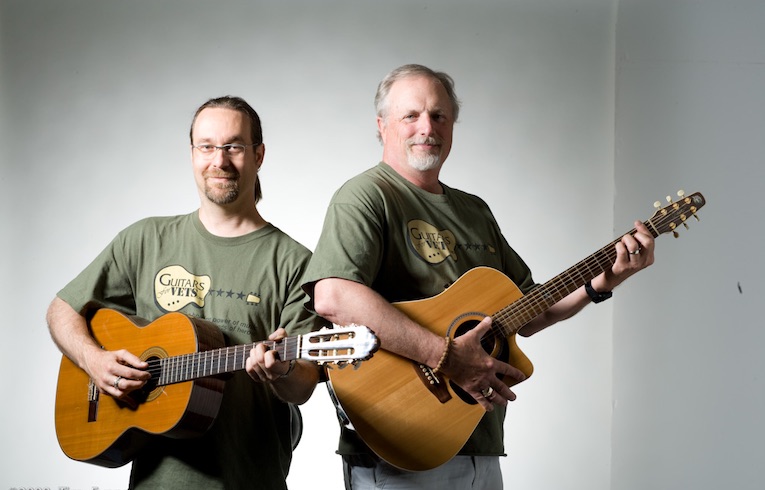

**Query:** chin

left=408, top=156, right=442, bottom=172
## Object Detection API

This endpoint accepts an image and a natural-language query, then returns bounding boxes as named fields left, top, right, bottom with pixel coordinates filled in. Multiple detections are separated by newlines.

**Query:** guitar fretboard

left=490, top=189, right=705, bottom=337
left=493, top=234, right=626, bottom=335
left=147, top=337, right=302, bottom=386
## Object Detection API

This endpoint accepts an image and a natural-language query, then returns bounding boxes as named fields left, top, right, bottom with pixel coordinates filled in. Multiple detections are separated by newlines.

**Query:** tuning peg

left=677, top=190, right=685, bottom=199
left=654, top=201, right=661, bottom=209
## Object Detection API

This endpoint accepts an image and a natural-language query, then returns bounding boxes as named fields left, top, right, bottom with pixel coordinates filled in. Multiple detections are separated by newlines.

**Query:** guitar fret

left=165, top=357, right=171, bottom=385
left=185, top=352, right=192, bottom=382
left=592, top=250, right=614, bottom=273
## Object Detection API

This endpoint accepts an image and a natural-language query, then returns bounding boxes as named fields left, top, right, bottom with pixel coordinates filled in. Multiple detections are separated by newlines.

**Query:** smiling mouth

left=409, top=137, right=442, bottom=151
left=205, top=171, right=238, bottom=180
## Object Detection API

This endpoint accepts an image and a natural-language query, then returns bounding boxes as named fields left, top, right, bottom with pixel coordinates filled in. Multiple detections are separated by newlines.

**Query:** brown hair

left=190, top=96, right=264, bottom=203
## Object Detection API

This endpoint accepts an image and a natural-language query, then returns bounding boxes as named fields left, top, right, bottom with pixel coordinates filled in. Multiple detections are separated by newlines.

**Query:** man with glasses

left=47, top=96, right=323, bottom=489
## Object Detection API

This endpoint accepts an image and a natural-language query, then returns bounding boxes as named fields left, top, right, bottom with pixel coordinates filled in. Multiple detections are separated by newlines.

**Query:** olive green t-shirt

left=58, top=211, right=322, bottom=489
left=303, top=162, right=536, bottom=458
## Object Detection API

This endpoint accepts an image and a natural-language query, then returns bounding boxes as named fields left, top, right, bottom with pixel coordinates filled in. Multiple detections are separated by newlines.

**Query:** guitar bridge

left=415, top=363, right=452, bottom=404
left=88, top=378, right=99, bottom=422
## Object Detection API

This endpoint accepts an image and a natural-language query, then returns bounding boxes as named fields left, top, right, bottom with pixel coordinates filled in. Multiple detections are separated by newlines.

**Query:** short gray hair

left=374, top=64, right=461, bottom=142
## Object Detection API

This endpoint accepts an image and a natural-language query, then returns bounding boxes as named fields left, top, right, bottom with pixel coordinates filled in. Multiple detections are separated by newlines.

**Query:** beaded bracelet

left=432, top=336, right=452, bottom=375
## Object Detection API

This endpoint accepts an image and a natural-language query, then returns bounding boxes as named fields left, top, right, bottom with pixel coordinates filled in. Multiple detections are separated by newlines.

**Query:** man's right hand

left=441, top=316, right=526, bottom=411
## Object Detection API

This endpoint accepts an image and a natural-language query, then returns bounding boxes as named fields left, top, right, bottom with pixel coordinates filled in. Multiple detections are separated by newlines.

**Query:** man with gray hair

left=303, top=64, right=655, bottom=488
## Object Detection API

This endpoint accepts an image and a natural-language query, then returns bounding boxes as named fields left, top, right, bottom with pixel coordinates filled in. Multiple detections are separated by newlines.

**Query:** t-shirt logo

left=154, top=265, right=212, bottom=312
left=407, top=219, right=457, bottom=264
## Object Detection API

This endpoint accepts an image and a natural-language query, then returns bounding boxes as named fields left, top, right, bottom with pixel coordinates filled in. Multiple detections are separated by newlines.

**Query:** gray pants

left=344, top=455, right=503, bottom=490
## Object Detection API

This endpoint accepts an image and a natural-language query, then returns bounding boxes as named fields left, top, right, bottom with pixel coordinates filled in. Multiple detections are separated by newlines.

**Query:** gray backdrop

left=1, top=1, right=761, bottom=489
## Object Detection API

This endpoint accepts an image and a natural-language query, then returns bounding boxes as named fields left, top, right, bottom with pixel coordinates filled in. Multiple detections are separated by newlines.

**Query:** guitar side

left=327, top=266, right=531, bottom=471
left=54, top=310, right=225, bottom=467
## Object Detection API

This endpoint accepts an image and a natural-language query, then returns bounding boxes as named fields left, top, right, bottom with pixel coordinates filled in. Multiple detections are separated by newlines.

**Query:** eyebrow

left=193, top=136, right=247, bottom=144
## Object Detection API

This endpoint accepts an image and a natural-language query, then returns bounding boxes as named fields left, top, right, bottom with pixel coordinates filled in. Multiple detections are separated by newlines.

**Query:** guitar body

left=54, top=309, right=226, bottom=467
left=327, top=266, right=534, bottom=471
left=327, top=191, right=707, bottom=472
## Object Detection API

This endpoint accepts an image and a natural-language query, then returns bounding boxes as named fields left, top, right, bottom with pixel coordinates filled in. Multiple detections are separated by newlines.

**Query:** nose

left=417, top=116, right=435, bottom=136
left=210, top=147, right=230, bottom=168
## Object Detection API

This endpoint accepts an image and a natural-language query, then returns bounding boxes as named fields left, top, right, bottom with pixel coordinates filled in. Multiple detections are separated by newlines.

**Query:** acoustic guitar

left=327, top=191, right=705, bottom=471
left=55, top=308, right=378, bottom=467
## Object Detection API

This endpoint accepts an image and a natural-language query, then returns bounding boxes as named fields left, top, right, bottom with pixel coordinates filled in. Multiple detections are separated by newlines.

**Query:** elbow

left=312, top=279, right=343, bottom=323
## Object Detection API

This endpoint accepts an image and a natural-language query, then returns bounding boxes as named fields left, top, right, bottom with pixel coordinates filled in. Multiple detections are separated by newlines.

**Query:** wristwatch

left=585, top=281, right=612, bottom=303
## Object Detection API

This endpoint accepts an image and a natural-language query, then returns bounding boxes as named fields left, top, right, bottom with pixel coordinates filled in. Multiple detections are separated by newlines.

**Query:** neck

left=198, top=200, right=267, bottom=237
left=385, top=159, right=443, bottom=194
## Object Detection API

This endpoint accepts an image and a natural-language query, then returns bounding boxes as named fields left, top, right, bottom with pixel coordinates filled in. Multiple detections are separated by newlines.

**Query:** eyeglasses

left=192, top=143, right=259, bottom=158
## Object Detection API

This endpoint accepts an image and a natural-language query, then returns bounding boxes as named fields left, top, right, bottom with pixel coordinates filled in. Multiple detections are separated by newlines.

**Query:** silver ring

left=629, top=248, right=640, bottom=255
left=480, top=387, right=494, bottom=398
left=113, top=375, right=122, bottom=389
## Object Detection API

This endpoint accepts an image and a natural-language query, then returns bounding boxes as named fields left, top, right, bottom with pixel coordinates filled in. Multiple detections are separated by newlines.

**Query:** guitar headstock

left=301, top=324, right=379, bottom=367
left=647, top=190, right=706, bottom=238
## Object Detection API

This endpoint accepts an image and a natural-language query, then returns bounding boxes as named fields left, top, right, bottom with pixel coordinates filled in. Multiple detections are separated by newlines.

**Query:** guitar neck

left=493, top=221, right=658, bottom=336
left=148, top=337, right=300, bottom=387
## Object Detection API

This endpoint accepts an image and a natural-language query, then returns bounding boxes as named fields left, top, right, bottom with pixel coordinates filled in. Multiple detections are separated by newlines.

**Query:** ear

left=376, top=116, right=387, bottom=143
left=255, top=143, right=266, bottom=170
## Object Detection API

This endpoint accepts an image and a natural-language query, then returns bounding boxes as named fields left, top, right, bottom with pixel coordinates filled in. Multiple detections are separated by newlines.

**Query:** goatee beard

left=204, top=170, right=240, bottom=204
left=205, top=184, right=239, bottom=204
left=406, top=137, right=442, bottom=171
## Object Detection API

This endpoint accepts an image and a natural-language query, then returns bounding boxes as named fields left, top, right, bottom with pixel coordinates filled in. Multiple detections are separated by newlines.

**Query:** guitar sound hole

left=449, top=318, right=509, bottom=405
left=128, top=356, right=162, bottom=404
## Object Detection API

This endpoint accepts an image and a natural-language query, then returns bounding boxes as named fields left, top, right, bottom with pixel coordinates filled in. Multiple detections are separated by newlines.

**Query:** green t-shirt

left=58, top=211, right=323, bottom=490
left=303, top=162, right=536, bottom=458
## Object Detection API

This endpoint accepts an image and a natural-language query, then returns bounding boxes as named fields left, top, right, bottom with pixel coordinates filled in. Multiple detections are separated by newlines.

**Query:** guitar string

left=485, top=198, right=699, bottom=343
left=130, top=329, right=361, bottom=386
left=141, top=338, right=301, bottom=386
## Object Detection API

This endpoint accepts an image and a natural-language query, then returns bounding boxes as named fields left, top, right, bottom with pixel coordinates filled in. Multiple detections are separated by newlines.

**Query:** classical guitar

left=327, top=191, right=706, bottom=471
left=55, top=308, right=378, bottom=467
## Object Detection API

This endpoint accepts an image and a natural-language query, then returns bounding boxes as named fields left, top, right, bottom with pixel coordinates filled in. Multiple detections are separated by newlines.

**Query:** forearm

left=312, top=278, right=445, bottom=368
left=46, top=296, right=102, bottom=369
left=267, top=361, right=321, bottom=405
left=518, top=284, right=592, bottom=336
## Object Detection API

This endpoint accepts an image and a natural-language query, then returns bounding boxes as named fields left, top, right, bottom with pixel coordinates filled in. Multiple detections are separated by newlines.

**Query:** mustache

left=408, top=137, right=442, bottom=146
left=204, top=169, right=239, bottom=179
